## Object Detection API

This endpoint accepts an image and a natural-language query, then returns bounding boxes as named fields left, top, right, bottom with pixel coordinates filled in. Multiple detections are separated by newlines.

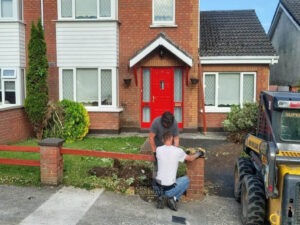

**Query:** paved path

left=0, top=185, right=242, bottom=225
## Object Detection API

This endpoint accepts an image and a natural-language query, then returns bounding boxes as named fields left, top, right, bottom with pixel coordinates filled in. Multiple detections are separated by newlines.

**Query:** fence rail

left=0, top=145, right=40, bottom=167
left=61, top=148, right=155, bottom=162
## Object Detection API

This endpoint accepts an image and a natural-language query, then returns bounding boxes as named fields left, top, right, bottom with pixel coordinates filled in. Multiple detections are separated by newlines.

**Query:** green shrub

left=60, top=100, right=90, bottom=143
left=223, top=103, right=259, bottom=142
left=25, top=19, right=48, bottom=138
left=43, top=100, right=90, bottom=143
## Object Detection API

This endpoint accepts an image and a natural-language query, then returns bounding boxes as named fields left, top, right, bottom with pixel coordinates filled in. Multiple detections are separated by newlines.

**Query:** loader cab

left=257, top=91, right=300, bottom=147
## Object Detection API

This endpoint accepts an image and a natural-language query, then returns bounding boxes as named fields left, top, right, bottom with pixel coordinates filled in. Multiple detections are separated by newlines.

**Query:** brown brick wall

left=0, top=108, right=33, bottom=144
left=24, top=0, right=58, bottom=101
left=199, top=64, right=270, bottom=128
left=186, top=158, right=204, bottom=200
left=88, top=112, right=120, bottom=131
left=119, top=0, right=199, bottom=130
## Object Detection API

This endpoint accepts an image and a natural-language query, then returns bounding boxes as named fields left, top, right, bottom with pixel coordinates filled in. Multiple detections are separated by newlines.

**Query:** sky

left=200, top=0, right=279, bottom=32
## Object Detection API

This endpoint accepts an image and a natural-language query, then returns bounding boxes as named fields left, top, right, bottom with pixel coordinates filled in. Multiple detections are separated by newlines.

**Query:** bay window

left=59, top=0, right=115, bottom=20
left=204, top=72, right=256, bottom=112
left=0, top=0, right=22, bottom=20
left=153, top=0, right=175, bottom=24
left=60, top=68, right=118, bottom=110
left=0, top=68, right=24, bottom=108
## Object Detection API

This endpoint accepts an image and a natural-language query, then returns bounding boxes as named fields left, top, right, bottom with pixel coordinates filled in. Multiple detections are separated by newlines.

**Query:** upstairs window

left=0, top=0, right=23, bottom=20
left=59, top=0, right=113, bottom=20
left=153, top=0, right=175, bottom=24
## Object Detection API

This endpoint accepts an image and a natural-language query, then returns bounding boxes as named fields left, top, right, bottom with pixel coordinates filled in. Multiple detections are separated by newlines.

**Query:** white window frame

left=57, top=0, right=116, bottom=20
left=203, top=72, right=256, bottom=113
left=152, top=0, right=175, bottom=25
left=59, top=67, right=121, bottom=112
left=0, top=0, right=23, bottom=21
left=0, top=67, right=24, bottom=109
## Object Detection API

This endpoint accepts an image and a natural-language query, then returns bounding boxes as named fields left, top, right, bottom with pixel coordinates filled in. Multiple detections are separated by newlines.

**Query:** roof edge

left=200, top=56, right=279, bottom=65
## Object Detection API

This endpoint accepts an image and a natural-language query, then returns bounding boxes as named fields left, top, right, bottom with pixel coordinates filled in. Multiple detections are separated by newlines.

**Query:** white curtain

left=218, top=73, right=240, bottom=106
left=174, top=69, right=182, bottom=102
left=75, top=0, right=97, bottom=18
left=101, top=70, right=112, bottom=105
left=62, top=70, right=74, bottom=100
left=1, top=0, right=13, bottom=17
left=61, top=0, right=72, bottom=18
left=154, top=0, right=173, bottom=22
left=76, top=69, right=98, bottom=106
left=99, top=0, right=111, bottom=17
left=243, top=74, right=254, bottom=103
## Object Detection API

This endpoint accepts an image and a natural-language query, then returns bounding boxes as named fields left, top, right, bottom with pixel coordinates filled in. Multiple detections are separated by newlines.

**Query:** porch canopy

left=129, top=33, right=193, bottom=68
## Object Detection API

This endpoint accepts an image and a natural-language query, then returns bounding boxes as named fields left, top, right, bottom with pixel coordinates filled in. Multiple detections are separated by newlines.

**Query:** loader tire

left=241, top=175, right=266, bottom=225
left=234, top=157, right=255, bottom=202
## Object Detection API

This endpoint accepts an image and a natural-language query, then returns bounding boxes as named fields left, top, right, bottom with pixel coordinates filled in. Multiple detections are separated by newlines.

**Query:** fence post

left=39, top=138, right=65, bottom=185
left=186, top=158, right=205, bottom=200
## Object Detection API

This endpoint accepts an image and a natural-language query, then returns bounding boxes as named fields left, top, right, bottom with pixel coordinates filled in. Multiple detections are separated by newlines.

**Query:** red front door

left=141, top=67, right=183, bottom=129
left=151, top=68, right=174, bottom=121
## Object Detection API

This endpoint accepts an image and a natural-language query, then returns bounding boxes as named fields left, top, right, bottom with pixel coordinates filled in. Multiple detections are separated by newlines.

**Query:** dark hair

left=161, top=111, right=174, bottom=128
left=162, top=131, right=173, bottom=142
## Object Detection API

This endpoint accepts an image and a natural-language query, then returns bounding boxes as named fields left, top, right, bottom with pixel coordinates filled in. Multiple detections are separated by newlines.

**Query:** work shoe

left=157, top=196, right=165, bottom=209
left=167, top=197, right=177, bottom=211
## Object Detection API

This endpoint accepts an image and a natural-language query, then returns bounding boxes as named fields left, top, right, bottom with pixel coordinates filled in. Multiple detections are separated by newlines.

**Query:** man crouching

left=153, top=131, right=203, bottom=211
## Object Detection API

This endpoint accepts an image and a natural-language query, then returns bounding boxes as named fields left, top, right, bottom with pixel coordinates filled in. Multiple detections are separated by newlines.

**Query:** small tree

left=25, top=19, right=49, bottom=138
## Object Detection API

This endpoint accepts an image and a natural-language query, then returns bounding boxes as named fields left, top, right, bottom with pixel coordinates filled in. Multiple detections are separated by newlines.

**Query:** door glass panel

left=204, top=74, right=215, bottom=106
left=143, top=69, right=150, bottom=102
left=143, top=107, right=150, bottom=122
left=62, top=69, right=74, bottom=100
left=243, top=74, right=255, bottom=103
left=4, top=81, right=15, bottom=104
left=174, top=69, right=182, bottom=102
left=160, top=81, right=165, bottom=90
left=218, top=73, right=240, bottom=107
left=174, top=107, right=182, bottom=123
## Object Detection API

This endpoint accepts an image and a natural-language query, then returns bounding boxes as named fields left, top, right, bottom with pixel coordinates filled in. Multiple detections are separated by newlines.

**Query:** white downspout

left=41, top=0, right=44, bottom=27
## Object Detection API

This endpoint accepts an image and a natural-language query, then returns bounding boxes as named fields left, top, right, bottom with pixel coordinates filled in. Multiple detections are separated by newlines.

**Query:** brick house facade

left=0, top=1, right=278, bottom=143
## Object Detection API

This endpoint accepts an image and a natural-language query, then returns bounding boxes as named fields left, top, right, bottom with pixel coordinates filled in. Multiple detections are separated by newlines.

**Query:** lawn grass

left=0, top=136, right=146, bottom=189
left=0, top=136, right=187, bottom=191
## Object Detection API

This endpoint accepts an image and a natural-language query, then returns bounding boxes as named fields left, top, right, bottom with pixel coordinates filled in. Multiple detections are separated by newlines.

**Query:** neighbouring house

left=199, top=10, right=278, bottom=130
left=0, top=1, right=278, bottom=143
left=269, top=0, right=300, bottom=92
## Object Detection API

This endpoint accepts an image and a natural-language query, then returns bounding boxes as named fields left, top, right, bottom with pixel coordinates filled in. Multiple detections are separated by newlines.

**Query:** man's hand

left=173, top=136, right=179, bottom=147
left=185, top=151, right=204, bottom=161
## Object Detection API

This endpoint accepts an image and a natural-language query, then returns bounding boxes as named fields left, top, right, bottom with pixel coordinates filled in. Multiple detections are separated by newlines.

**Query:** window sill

left=0, top=105, right=24, bottom=112
left=0, top=20, right=25, bottom=24
left=201, top=107, right=231, bottom=113
left=55, top=19, right=120, bottom=23
left=85, top=107, right=123, bottom=113
left=150, top=24, right=178, bottom=28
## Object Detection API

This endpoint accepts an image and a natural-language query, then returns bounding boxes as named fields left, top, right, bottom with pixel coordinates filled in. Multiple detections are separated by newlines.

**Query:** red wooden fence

left=0, top=145, right=40, bottom=167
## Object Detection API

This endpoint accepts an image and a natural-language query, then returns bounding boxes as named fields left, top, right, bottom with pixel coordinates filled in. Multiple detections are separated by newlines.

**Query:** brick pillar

left=39, top=138, right=65, bottom=185
left=186, top=158, right=205, bottom=200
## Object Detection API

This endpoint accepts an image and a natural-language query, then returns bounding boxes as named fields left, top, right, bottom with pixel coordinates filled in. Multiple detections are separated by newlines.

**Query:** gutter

left=41, top=0, right=44, bottom=27
left=200, top=56, right=279, bottom=65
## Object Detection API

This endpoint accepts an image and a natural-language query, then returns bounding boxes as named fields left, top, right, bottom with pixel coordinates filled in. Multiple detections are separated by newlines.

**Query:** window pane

left=218, top=73, right=240, bottom=107
left=101, top=69, right=112, bottom=105
left=204, top=74, right=215, bottom=106
left=243, top=74, right=255, bottom=103
left=174, top=69, right=182, bottom=102
left=143, top=107, right=150, bottom=122
left=18, top=0, right=22, bottom=20
left=1, top=0, right=13, bottom=17
left=76, top=69, right=98, bottom=106
left=62, top=69, right=74, bottom=100
left=75, top=0, right=97, bottom=19
left=99, top=0, right=111, bottom=17
left=4, top=81, right=15, bottom=104
left=154, top=0, right=174, bottom=22
left=280, top=110, right=300, bottom=141
left=2, top=69, right=15, bottom=77
left=143, top=69, right=150, bottom=102
left=174, top=107, right=182, bottom=123
left=61, top=0, right=72, bottom=18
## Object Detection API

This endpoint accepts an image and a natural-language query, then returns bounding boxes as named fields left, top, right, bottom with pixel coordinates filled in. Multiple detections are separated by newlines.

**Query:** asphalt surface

left=0, top=185, right=241, bottom=225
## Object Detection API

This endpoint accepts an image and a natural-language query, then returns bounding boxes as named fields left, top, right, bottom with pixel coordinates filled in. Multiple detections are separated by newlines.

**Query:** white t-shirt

left=156, top=145, right=187, bottom=186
